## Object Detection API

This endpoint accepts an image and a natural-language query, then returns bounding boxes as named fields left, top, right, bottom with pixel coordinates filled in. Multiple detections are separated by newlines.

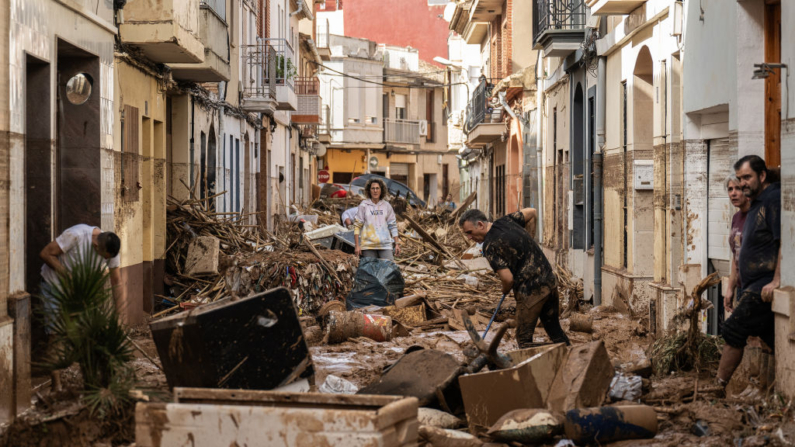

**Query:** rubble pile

left=161, top=195, right=358, bottom=317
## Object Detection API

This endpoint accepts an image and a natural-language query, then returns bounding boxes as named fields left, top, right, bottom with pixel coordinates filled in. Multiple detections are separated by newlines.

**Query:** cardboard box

left=458, top=343, right=567, bottom=430
left=547, top=340, right=614, bottom=413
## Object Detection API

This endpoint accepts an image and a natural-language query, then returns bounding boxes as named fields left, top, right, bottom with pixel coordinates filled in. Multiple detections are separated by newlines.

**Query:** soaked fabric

left=361, top=249, right=394, bottom=261
left=722, top=289, right=775, bottom=349
left=482, top=211, right=556, bottom=304
left=515, top=286, right=570, bottom=347
left=739, top=183, right=780, bottom=293
left=354, top=200, right=398, bottom=250
left=729, top=210, right=748, bottom=289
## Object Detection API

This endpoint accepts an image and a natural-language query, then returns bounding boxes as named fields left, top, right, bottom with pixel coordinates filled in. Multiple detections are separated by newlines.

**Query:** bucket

left=327, top=311, right=393, bottom=343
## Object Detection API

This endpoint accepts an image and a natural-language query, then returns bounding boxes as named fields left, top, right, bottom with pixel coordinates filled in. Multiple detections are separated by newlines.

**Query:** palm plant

left=38, top=243, right=134, bottom=417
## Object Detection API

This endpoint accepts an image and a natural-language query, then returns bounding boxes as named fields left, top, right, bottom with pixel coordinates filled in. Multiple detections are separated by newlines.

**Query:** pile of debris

left=160, top=194, right=358, bottom=318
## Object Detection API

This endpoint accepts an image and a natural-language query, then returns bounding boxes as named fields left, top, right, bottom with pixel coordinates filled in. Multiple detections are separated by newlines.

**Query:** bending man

left=459, top=209, right=570, bottom=347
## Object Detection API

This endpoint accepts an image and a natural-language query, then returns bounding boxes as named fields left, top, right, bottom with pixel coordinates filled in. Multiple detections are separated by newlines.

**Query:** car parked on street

left=350, top=174, right=426, bottom=208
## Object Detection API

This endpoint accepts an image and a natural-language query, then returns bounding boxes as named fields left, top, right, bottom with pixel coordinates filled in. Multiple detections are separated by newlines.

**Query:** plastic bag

left=346, top=257, right=405, bottom=310
left=319, top=374, right=358, bottom=394
left=608, top=373, right=642, bottom=402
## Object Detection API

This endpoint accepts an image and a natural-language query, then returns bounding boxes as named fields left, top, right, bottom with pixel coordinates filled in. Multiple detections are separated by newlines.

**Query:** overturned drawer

left=136, top=388, right=419, bottom=447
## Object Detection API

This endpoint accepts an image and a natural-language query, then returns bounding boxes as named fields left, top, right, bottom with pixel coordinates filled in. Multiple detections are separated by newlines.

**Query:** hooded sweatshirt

left=354, top=199, right=398, bottom=250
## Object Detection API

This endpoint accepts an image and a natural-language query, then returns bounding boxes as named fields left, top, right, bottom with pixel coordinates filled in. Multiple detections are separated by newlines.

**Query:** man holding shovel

left=459, top=208, right=570, bottom=348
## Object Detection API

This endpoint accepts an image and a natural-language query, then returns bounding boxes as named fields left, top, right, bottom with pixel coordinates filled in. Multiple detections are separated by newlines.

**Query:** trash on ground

left=346, top=257, right=405, bottom=310
left=608, top=373, right=643, bottom=402
left=563, top=405, right=658, bottom=444
left=319, top=374, right=359, bottom=394
left=487, top=408, right=563, bottom=444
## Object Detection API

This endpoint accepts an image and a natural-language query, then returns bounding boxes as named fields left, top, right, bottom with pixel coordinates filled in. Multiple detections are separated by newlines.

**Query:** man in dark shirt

left=717, top=155, right=781, bottom=387
left=459, top=208, right=570, bottom=347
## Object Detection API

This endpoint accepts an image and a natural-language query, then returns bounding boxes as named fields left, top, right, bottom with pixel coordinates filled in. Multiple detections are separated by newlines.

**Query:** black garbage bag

left=346, top=257, right=405, bottom=310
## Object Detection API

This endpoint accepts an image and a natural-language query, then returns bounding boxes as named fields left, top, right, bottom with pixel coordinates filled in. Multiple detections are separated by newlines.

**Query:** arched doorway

left=632, top=46, right=654, bottom=277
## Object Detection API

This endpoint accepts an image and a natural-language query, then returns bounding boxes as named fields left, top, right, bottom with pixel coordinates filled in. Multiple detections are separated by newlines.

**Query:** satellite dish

left=314, top=142, right=327, bottom=158
left=443, top=3, right=456, bottom=22
left=369, top=156, right=379, bottom=169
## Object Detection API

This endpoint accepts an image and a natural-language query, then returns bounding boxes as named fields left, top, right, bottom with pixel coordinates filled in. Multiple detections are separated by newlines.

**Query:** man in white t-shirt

left=40, top=224, right=123, bottom=313
left=39, top=224, right=122, bottom=391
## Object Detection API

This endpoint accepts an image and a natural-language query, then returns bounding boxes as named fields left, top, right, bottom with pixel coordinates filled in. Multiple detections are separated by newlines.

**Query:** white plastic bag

left=319, top=374, right=358, bottom=394
left=608, top=373, right=642, bottom=402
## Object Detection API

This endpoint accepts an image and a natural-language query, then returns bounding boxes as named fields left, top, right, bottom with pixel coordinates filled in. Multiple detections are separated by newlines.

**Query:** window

left=426, top=90, right=435, bottom=142
left=122, top=104, right=140, bottom=202
left=395, top=94, right=406, bottom=120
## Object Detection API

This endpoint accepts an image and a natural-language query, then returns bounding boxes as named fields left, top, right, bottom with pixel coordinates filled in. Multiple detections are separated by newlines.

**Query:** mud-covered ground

left=2, top=303, right=792, bottom=446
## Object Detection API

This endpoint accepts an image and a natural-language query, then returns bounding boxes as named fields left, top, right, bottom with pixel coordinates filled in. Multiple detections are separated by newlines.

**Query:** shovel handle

left=482, top=293, right=507, bottom=338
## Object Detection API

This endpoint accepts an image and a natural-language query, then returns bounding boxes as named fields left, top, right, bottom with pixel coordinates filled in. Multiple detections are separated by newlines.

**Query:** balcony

left=384, top=119, right=421, bottom=146
left=119, top=0, right=205, bottom=64
left=169, top=4, right=231, bottom=82
left=585, top=0, right=646, bottom=15
left=293, top=77, right=321, bottom=124
left=240, top=39, right=297, bottom=113
left=316, top=19, right=331, bottom=61
left=464, top=81, right=503, bottom=146
left=533, top=0, right=587, bottom=58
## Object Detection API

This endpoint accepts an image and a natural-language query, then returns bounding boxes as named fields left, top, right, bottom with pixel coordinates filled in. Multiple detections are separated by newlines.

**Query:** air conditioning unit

left=418, top=120, right=428, bottom=136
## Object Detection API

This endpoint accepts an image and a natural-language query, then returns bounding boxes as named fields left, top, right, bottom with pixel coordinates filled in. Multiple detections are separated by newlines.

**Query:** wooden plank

left=402, top=214, right=467, bottom=270
left=449, top=191, right=477, bottom=223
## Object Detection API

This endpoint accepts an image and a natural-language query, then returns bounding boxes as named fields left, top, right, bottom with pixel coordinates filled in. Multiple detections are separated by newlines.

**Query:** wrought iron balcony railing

left=465, top=81, right=489, bottom=132
left=241, top=38, right=295, bottom=102
left=533, top=0, right=586, bottom=45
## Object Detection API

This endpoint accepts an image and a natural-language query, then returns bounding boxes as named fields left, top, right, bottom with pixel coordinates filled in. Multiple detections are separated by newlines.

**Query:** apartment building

left=448, top=0, right=537, bottom=219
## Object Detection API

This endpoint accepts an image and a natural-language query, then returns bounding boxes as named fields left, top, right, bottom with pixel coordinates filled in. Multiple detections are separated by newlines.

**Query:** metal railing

left=384, top=119, right=421, bottom=145
left=295, top=77, right=320, bottom=95
left=241, top=38, right=295, bottom=101
left=316, top=19, right=330, bottom=49
left=200, top=0, right=226, bottom=20
left=465, top=81, right=489, bottom=132
left=534, top=0, right=586, bottom=43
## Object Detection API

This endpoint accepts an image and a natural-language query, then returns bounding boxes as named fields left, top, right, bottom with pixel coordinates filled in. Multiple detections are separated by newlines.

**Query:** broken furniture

left=458, top=344, right=567, bottom=430
left=149, top=287, right=312, bottom=390
left=136, top=388, right=419, bottom=447
left=358, top=349, right=466, bottom=416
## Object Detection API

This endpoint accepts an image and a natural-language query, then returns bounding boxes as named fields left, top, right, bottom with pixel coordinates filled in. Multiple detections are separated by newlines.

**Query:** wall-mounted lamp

left=752, top=63, right=787, bottom=79
left=752, top=63, right=789, bottom=118
left=269, top=119, right=278, bottom=133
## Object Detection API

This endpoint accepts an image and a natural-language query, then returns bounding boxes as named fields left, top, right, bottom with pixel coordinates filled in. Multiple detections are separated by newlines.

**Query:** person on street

left=724, top=175, right=751, bottom=313
left=354, top=178, right=401, bottom=260
left=717, top=155, right=781, bottom=387
left=458, top=208, right=570, bottom=348
left=39, top=224, right=123, bottom=390
left=443, top=194, right=457, bottom=210
left=341, top=206, right=358, bottom=229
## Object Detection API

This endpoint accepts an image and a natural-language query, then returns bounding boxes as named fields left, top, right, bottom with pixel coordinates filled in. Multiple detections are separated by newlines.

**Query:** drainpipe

left=289, top=0, right=303, bottom=17
left=219, top=82, right=226, bottom=211
left=190, top=96, right=195, bottom=195
left=594, top=56, right=606, bottom=306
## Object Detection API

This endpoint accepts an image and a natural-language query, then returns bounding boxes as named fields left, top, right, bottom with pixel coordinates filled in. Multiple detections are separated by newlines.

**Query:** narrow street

left=1, top=0, right=795, bottom=445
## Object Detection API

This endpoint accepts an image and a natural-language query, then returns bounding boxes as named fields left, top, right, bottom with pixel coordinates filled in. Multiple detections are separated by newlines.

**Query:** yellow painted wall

left=113, top=60, right=167, bottom=269
left=324, top=149, right=367, bottom=180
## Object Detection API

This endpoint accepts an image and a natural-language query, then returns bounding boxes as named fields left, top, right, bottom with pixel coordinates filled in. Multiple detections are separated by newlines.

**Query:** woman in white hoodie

left=354, top=178, right=401, bottom=260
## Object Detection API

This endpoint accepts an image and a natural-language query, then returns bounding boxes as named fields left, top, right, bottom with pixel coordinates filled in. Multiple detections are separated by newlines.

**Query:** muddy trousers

left=516, top=287, right=570, bottom=348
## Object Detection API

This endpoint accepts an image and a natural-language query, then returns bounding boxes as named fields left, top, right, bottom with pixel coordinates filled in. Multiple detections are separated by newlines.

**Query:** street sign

left=318, top=170, right=330, bottom=183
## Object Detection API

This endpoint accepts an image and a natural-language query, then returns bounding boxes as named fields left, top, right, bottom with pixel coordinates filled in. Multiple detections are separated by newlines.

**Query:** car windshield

left=350, top=176, right=370, bottom=187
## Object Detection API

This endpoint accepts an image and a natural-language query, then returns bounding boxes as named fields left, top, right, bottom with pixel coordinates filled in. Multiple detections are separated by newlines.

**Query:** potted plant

left=276, top=55, right=297, bottom=83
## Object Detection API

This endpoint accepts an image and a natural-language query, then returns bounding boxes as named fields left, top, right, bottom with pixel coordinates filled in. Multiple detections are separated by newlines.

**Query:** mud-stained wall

left=542, top=80, right=569, bottom=255
left=113, top=61, right=168, bottom=324
left=776, top=117, right=795, bottom=398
